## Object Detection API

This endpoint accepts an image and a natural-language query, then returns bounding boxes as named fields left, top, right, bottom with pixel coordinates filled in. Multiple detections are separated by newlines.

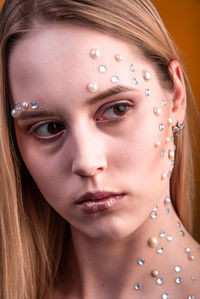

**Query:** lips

left=76, top=191, right=124, bottom=204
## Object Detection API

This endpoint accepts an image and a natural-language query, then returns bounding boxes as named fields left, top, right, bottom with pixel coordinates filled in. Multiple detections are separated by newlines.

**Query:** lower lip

left=77, top=195, right=125, bottom=214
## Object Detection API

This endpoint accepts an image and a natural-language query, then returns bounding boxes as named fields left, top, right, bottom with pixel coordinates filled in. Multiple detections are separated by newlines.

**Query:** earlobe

left=168, top=60, right=186, bottom=122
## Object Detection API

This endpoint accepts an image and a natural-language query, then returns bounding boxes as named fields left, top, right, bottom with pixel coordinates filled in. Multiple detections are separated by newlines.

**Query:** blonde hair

left=0, top=0, right=200, bottom=298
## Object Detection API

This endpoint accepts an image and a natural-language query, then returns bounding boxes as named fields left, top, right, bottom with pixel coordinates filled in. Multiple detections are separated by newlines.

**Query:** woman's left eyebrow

left=15, top=111, right=56, bottom=121
left=86, top=85, right=137, bottom=105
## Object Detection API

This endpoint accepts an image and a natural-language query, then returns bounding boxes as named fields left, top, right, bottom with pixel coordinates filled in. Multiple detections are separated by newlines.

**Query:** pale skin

left=8, top=23, right=200, bottom=298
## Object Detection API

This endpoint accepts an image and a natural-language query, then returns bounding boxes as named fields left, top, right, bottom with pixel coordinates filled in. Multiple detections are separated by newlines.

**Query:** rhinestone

left=159, top=124, right=164, bottom=131
left=185, top=248, right=191, bottom=254
left=151, top=211, right=157, bottom=219
left=111, top=75, right=119, bottom=83
left=164, top=197, right=171, bottom=205
left=166, top=208, right=170, bottom=215
left=155, top=141, right=161, bottom=148
left=153, top=107, right=162, bottom=116
left=170, top=136, right=175, bottom=142
left=153, top=205, right=158, bottom=211
left=162, top=99, right=167, bottom=106
left=191, top=276, right=196, bottom=280
left=161, top=150, right=165, bottom=157
left=90, top=49, right=100, bottom=59
left=175, top=277, right=182, bottom=284
left=157, top=247, right=163, bottom=254
left=11, top=109, right=16, bottom=117
left=188, top=297, right=195, bottom=299
left=177, top=221, right=181, bottom=228
left=134, top=283, right=142, bottom=290
left=168, top=150, right=175, bottom=159
left=138, top=258, right=145, bottom=266
left=40, top=107, right=45, bottom=111
left=151, top=270, right=159, bottom=277
left=99, top=65, right=107, bottom=73
left=165, top=137, right=170, bottom=143
left=22, top=101, right=28, bottom=109
left=145, top=89, right=150, bottom=96
left=130, top=64, right=136, bottom=72
left=31, top=101, right=38, bottom=109
left=170, top=160, right=175, bottom=167
left=159, top=231, right=165, bottom=238
left=168, top=171, right=172, bottom=178
left=157, top=277, right=164, bottom=285
left=147, top=237, right=158, bottom=248
left=115, top=54, right=123, bottom=62
left=133, top=77, right=139, bottom=85
left=16, top=103, right=22, bottom=111
left=167, top=235, right=172, bottom=241
left=162, top=294, right=169, bottom=299
left=143, top=71, right=151, bottom=81
left=161, top=173, right=167, bottom=180
left=180, top=230, right=185, bottom=237
left=88, top=82, right=99, bottom=93
left=174, top=265, right=181, bottom=273
left=168, top=117, right=173, bottom=125
left=188, top=254, right=195, bottom=261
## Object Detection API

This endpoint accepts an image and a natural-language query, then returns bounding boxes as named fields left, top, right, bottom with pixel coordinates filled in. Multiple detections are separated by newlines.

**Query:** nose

left=71, top=126, right=107, bottom=177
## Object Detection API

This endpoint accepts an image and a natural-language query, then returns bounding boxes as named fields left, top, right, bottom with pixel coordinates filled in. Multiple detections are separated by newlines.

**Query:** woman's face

left=9, top=23, right=175, bottom=241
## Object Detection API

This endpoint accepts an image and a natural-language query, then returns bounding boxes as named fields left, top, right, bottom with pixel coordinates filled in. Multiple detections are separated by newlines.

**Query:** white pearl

left=168, top=150, right=175, bottom=159
left=151, top=270, right=159, bottom=277
left=161, top=172, right=167, bottom=180
left=153, top=107, right=162, bottom=116
left=147, top=237, right=158, bottom=248
left=168, top=117, right=173, bottom=125
left=90, top=49, right=100, bottom=59
left=22, top=101, right=28, bottom=109
left=143, top=71, right=151, bottom=81
left=115, top=54, right=123, bottom=62
left=87, top=82, right=98, bottom=93
left=11, top=109, right=16, bottom=117
left=155, top=141, right=161, bottom=148
left=165, top=137, right=170, bottom=143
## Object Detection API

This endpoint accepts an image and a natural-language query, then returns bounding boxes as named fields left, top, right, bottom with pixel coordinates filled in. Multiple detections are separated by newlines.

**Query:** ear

left=168, top=60, right=187, bottom=123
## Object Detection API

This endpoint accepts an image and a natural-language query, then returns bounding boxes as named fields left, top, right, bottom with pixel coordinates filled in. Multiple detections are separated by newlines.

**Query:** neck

left=57, top=197, right=199, bottom=298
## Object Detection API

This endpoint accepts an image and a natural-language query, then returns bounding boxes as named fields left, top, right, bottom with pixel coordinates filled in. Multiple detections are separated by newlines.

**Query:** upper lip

left=76, top=191, right=124, bottom=204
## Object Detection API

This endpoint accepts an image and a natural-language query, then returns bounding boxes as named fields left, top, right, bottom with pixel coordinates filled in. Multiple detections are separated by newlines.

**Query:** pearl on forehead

left=115, top=54, right=123, bottom=62
left=143, top=71, right=151, bottom=81
left=87, top=82, right=99, bottom=93
left=90, top=49, right=100, bottom=59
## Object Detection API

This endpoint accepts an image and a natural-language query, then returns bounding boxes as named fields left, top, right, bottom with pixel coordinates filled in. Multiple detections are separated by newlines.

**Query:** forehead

left=8, top=22, right=156, bottom=103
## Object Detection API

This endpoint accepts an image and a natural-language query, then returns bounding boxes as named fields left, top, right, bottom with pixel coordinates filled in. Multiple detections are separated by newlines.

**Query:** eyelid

left=95, top=99, right=135, bottom=119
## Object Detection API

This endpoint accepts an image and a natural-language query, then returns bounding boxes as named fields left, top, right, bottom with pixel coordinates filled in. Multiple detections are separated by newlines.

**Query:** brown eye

left=34, top=122, right=65, bottom=137
left=97, top=102, right=133, bottom=121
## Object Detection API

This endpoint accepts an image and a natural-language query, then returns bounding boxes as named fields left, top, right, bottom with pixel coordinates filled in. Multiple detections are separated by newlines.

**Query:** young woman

left=0, top=0, right=200, bottom=298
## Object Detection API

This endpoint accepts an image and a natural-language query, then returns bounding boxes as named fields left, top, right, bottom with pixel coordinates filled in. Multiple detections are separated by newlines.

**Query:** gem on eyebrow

left=22, top=102, right=29, bottom=109
left=31, top=101, right=38, bottom=109
left=16, top=103, right=22, bottom=111
left=115, top=54, right=123, bottom=62
left=145, top=89, right=150, bottom=96
left=133, top=78, right=139, bottom=85
left=99, top=65, right=107, bottom=73
left=111, top=76, right=119, bottom=83
left=90, top=49, right=100, bottom=59
left=130, top=64, right=136, bottom=72
left=143, top=71, right=151, bottom=81
left=87, top=82, right=99, bottom=92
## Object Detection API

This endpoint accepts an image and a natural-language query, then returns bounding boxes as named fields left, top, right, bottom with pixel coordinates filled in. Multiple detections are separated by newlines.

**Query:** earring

left=172, top=122, right=184, bottom=135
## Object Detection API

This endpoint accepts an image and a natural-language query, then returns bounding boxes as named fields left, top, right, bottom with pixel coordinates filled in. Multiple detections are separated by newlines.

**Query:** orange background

left=0, top=0, right=199, bottom=107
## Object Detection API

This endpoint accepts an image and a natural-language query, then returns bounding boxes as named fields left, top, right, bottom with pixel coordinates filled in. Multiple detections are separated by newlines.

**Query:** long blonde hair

left=0, top=0, right=200, bottom=298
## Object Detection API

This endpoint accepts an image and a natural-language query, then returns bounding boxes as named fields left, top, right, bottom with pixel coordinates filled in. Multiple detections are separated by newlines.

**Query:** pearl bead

left=22, top=101, right=28, bottom=109
left=115, top=54, right=123, bottom=62
left=168, top=150, right=175, bottom=159
left=165, top=137, right=170, bottom=144
left=151, top=270, right=159, bottom=277
left=87, top=82, right=98, bottom=93
left=147, top=237, right=158, bottom=248
left=143, top=71, right=151, bottom=81
left=161, top=172, right=167, bottom=180
left=155, top=141, right=161, bottom=148
left=168, top=117, right=173, bottom=125
left=90, top=49, right=100, bottom=59
left=11, top=109, right=16, bottom=117
left=188, top=254, right=195, bottom=261
left=153, top=107, right=162, bottom=116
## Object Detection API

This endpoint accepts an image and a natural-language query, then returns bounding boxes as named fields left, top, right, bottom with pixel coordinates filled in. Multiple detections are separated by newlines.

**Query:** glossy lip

left=76, top=191, right=126, bottom=214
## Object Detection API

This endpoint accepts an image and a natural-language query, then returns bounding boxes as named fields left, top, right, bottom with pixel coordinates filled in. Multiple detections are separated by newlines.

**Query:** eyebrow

left=86, top=85, right=136, bottom=105
left=15, top=85, right=136, bottom=121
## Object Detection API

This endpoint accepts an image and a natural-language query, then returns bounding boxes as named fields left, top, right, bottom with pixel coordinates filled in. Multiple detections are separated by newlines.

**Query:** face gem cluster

left=11, top=101, right=45, bottom=118
left=133, top=197, right=199, bottom=298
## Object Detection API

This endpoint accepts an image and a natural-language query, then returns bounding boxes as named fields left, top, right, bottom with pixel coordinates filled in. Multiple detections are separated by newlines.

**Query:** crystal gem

left=133, top=77, right=139, bottom=85
left=157, top=247, right=163, bottom=254
left=150, top=211, right=157, bottom=219
left=168, top=150, right=175, bottom=159
left=180, top=230, right=185, bottom=237
left=134, top=283, right=142, bottom=290
left=168, top=117, right=173, bottom=125
left=145, top=89, right=150, bottom=96
left=175, top=277, right=182, bottom=284
left=167, top=235, right=172, bottom=241
left=174, top=265, right=181, bottom=273
left=162, top=99, right=167, bottom=106
left=168, top=171, right=172, bottom=178
left=111, top=75, right=119, bottom=83
left=162, top=294, right=169, bottom=299
left=153, top=205, right=158, bottom=211
left=166, top=208, right=170, bottom=215
left=143, top=71, right=151, bottom=81
left=191, top=276, right=196, bottom=280
left=159, top=124, right=164, bottom=131
left=161, top=150, right=165, bottom=157
left=177, top=221, right=181, bottom=228
left=31, top=101, right=38, bottom=109
left=164, top=197, right=171, bottom=205
left=40, top=107, right=45, bottom=111
left=138, top=258, right=145, bottom=266
left=157, top=277, right=164, bottom=285
left=185, top=248, right=191, bottom=254
left=90, top=49, right=100, bottom=59
left=159, top=231, right=165, bottom=238
left=99, top=65, right=107, bottom=73
left=188, top=297, right=195, bottom=299
left=170, top=160, right=175, bottom=167
left=130, top=64, right=136, bottom=72
left=16, top=103, right=22, bottom=111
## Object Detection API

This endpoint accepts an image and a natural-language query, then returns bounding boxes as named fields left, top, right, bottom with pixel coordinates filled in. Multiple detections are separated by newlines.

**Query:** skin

left=9, top=23, right=200, bottom=298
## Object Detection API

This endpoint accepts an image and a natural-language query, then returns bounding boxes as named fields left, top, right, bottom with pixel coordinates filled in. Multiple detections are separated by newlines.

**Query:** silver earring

left=172, top=122, right=184, bottom=135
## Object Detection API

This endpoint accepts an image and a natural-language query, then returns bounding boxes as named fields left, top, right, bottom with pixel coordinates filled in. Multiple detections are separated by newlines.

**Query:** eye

left=32, top=121, right=65, bottom=138
left=96, top=102, right=134, bottom=121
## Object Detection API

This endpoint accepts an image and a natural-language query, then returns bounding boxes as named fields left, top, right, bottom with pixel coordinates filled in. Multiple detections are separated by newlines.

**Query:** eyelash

left=29, top=100, right=135, bottom=143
